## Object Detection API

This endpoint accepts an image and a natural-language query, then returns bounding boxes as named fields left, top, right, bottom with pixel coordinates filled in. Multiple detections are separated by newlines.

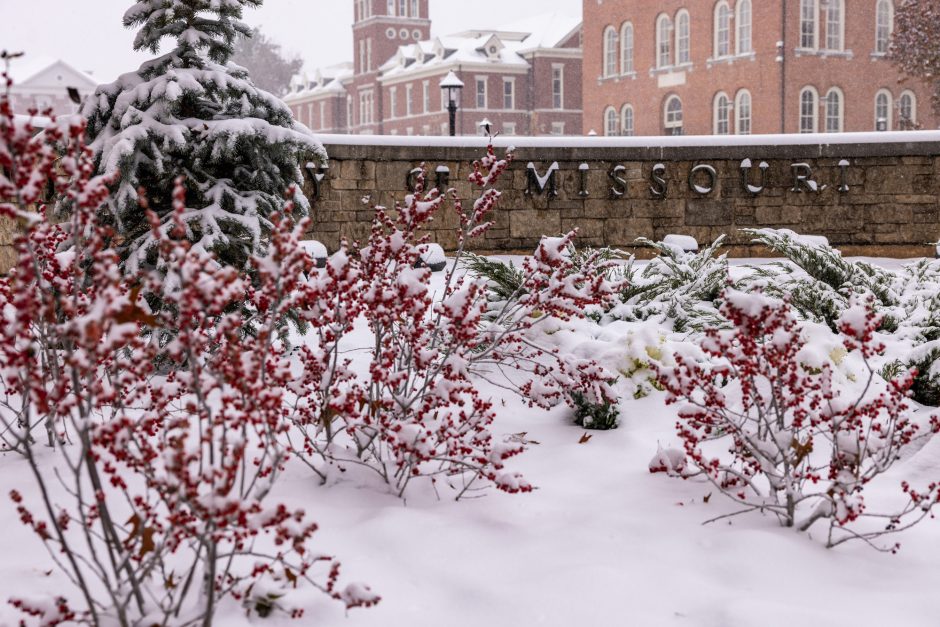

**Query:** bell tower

left=352, top=0, right=432, bottom=76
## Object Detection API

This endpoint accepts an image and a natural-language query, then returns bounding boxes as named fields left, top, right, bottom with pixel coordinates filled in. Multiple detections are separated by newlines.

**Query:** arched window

left=621, top=22, right=635, bottom=74
left=899, top=90, right=917, bottom=129
left=876, top=0, right=894, bottom=54
left=737, top=0, right=753, bottom=54
left=605, top=106, right=619, bottom=136
left=800, top=0, right=817, bottom=49
left=825, top=87, right=844, bottom=132
left=622, top=104, right=635, bottom=136
left=657, top=14, right=673, bottom=68
left=875, top=89, right=892, bottom=130
left=800, top=87, right=818, bottom=133
left=676, top=10, right=691, bottom=65
left=825, top=0, right=844, bottom=50
left=603, top=27, right=619, bottom=77
left=736, top=89, right=752, bottom=134
left=665, top=95, right=683, bottom=135
left=714, top=1, right=732, bottom=57
left=714, top=92, right=731, bottom=135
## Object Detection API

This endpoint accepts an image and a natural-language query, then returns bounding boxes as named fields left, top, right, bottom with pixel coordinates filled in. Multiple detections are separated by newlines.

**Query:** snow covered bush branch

left=654, top=290, right=940, bottom=550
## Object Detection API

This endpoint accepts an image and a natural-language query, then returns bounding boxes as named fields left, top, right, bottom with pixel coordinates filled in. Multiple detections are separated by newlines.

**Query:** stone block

left=510, top=209, right=561, bottom=238
left=686, top=200, right=733, bottom=226
left=755, top=206, right=803, bottom=225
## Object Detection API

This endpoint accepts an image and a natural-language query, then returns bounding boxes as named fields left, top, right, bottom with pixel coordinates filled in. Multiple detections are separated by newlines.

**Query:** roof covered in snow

left=7, top=56, right=99, bottom=93
left=283, top=62, right=355, bottom=103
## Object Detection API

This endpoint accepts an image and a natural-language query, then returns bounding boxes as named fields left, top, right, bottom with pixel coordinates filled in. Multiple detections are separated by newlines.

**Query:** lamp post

left=440, top=70, right=464, bottom=137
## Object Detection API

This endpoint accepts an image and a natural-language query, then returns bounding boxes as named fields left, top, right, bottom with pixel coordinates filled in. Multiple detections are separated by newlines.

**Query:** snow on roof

left=7, top=55, right=98, bottom=89
left=284, top=62, right=354, bottom=103
left=498, top=13, right=582, bottom=52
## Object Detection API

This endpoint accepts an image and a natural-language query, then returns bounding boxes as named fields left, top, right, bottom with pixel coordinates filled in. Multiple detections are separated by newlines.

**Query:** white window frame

left=621, top=22, right=634, bottom=74
left=503, top=121, right=517, bottom=135
left=799, top=86, right=818, bottom=133
left=676, top=10, right=691, bottom=65
left=825, top=0, right=845, bottom=51
left=714, top=1, right=732, bottom=58
left=320, top=101, right=326, bottom=130
left=551, top=122, right=566, bottom=136
left=387, top=0, right=395, bottom=16
left=410, top=0, right=418, bottom=18
left=656, top=14, right=673, bottom=69
left=824, top=87, right=844, bottom=132
left=800, top=0, right=818, bottom=49
left=389, top=86, right=397, bottom=118
left=714, top=92, right=731, bottom=135
left=552, top=65, right=564, bottom=110
left=621, top=104, right=635, bottom=136
left=875, top=0, right=894, bottom=54
left=604, top=106, right=619, bottom=136
left=875, top=88, right=893, bottom=131
left=735, top=89, right=752, bottom=135
left=503, top=77, right=515, bottom=110
left=737, top=0, right=753, bottom=54
left=422, top=80, right=430, bottom=113
left=405, top=84, right=413, bottom=116
left=603, top=26, right=619, bottom=77
left=664, top=95, right=683, bottom=135
left=475, top=76, right=488, bottom=109
left=899, top=90, right=917, bottom=129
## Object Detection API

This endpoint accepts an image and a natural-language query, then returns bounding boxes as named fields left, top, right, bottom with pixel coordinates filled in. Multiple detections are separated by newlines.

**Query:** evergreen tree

left=890, top=0, right=940, bottom=116
left=231, top=26, right=303, bottom=96
left=79, top=0, right=325, bottom=275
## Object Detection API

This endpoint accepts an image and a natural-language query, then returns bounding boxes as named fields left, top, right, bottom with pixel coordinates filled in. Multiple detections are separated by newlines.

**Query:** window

left=389, top=87, right=397, bottom=118
left=422, top=124, right=430, bottom=135
left=665, top=95, right=683, bottom=135
left=604, top=26, right=618, bottom=77
left=800, top=0, right=817, bottom=48
left=737, top=0, right=753, bottom=54
left=876, top=0, right=893, bottom=54
left=320, top=101, right=326, bottom=129
left=621, top=22, right=634, bottom=74
left=899, top=90, right=917, bottom=129
left=503, top=122, right=517, bottom=135
left=656, top=14, right=673, bottom=68
left=736, top=90, right=752, bottom=134
left=359, top=90, right=375, bottom=126
left=423, top=81, right=430, bottom=113
left=621, top=104, right=634, bottom=136
left=358, top=40, right=366, bottom=73
left=799, top=86, right=818, bottom=133
left=406, top=84, right=413, bottom=116
left=357, top=0, right=371, bottom=20
left=875, top=89, right=892, bottom=130
left=714, top=2, right=731, bottom=57
left=411, top=0, right=418, bottom=17
left=387, top=0, right=395, bottom=15
left=825, top=87, right=843, bottom=132
left=825, top=0, right=844, bottom=50
left=406, top=127, right=414, bottom=136
left=676, top=10, right=691, bottom=64
left=551, top=122, right=566, bottom=135
left=476, top=77, right=487, bottom=109
left=714, top=92, right=731, bottom=134
left=604, top=106, right=619, bottom=136
left=366, top=38, right=373, bottom=72
left=399, top=0, right=407, bottom=17
left=347, top=97, right=353, bottom=127
left=503, top=78, right=515, bottom=109
left=552, top=66, right=564, bottom=109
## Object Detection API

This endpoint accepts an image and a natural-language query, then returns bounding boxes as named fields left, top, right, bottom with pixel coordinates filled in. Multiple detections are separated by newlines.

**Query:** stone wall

left=308, top=135, right=940, bottom=258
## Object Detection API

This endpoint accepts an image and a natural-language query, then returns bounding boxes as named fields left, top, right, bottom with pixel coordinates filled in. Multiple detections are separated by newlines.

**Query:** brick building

left=583, top=0, right=937, bottom=136
left=8, top=57, right=98, bottom=117
left=283, top=1, right=583, bottom=136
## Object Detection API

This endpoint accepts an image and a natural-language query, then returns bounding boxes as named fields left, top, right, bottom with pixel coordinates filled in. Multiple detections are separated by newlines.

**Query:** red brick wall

left=583, top=0, right=937, bottom=136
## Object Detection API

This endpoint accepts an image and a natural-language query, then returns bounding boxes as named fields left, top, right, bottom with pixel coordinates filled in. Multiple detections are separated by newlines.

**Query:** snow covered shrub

left=606, top=236, right=729, bottom=332
left=571, top=387, right=620, bottom=430
left=79, top=0, right=324, bottom=276
left=655, top=290, right=940, bottom=550
left=0, top=73, right=374, bottom=624
left=740, top=229, right=898, bottom=331
left=288, top=146, right=621, bottom=497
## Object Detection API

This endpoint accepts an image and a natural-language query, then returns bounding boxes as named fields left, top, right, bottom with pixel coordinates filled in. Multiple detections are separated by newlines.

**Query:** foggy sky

left=0, top=0, right=580, bottom=82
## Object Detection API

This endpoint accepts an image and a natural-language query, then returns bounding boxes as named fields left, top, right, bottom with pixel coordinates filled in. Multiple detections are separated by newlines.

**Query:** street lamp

left=440, top=70, right=464, bottom=137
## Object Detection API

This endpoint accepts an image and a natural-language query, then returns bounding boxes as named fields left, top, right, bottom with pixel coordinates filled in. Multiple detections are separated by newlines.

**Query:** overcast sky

left=0, top=0, right=580, bottom=81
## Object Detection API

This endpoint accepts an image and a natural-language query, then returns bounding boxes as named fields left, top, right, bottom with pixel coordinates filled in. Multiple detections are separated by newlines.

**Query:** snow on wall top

left=318, top=130, right=940, bottom=150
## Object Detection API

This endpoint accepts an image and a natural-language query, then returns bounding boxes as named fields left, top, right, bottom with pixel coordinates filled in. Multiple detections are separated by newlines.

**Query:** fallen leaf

left=703, top=493, right=712, bottom=504
left=578, top=433, right=592, bottom=444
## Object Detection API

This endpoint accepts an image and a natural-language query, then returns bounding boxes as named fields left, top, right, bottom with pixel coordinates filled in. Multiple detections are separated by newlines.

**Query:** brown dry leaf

left=578, top=432, right=592, bottom=444
left=138, top=527, right=156, bottom=559
left=703, top=493, right=712, bottom=504
left=285, top=567, right=298, bottom=589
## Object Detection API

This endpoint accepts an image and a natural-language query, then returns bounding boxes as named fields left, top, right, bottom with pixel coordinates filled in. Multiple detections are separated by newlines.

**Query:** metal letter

left=305, top=162, right=329, bottom=202
left=609, top=165, right=628, bottom=198
left=578, top=163, right=590, bottom=197
left=689, top=164, right=717, bottom=196
left=740, top=159, right=769, bottom=196
left=525, top=162, right=560, bottom=198
left=650, top=163, right=668, bottom=199
left=791, top=163, right=826, bottom=193
left=435, top=165, right=451, bottom=192
left=837, top=159, right=850, bottom=193
left=406, top=167, right=424, bottom=193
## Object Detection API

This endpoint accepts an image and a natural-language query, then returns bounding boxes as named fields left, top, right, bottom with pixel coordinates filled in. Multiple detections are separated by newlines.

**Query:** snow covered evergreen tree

left=79, top=0, right=325, bottom=274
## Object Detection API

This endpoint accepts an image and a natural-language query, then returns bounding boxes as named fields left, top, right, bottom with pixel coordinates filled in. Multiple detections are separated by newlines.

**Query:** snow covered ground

left=1, top=256, right=939, bottom=626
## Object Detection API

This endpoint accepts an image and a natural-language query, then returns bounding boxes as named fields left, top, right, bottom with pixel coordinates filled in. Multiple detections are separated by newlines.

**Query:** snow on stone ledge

left=318, top=130, right=940, bottom=150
